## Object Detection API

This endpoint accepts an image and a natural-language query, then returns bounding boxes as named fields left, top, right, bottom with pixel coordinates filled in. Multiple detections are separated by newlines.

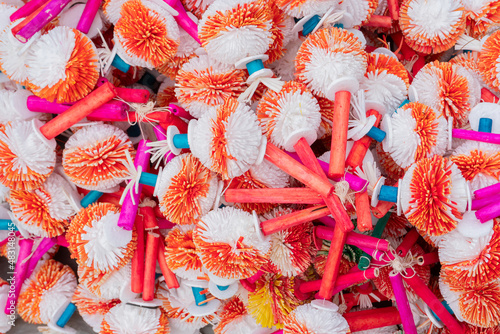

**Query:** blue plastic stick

left=80, top=190, right=103, bottom=208
left=56, top=303, right=77, bottom=328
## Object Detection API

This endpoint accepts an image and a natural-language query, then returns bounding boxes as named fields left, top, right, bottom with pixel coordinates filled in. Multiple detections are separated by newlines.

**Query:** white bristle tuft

left=0, top=89, right=36, bottom=123
left=286, top=303, right=350, bottom=333
left=103, top=0, right=129, bottom=25
left=361, top=70, right=408, bottom=114
left=340, top=0, right=372, bottom=27
left=381, top=108, right=419, bottom=168
left=246, top=159, right=290, bottom=189
left=25, top=26, right=76, bottom=89
left=439, top=227, right=493, bottom=265
left=199, top=0, right=273, bottom=65
left=104, top=303, right=163, bottom=333
left=0, top=4, right=18, bottom=33
left=269, top=38, right=302, bottom=82
left=96, top=262, right=132, bottom=300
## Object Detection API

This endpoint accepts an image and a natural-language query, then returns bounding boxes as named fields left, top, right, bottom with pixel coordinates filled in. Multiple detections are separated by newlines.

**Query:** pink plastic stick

left=300, top=268, right=378, bottom=293
left=471, top=195, right=500, bottom=210
left=318, top=216, right=336, bottom=227
left=98, top=78, right=150, bottom=103
left=475, top=201, right=500, bottom=223
left=390, top=272, right=417, bottom=334
left=4, top=238, right=34, bottom=314
left=162, top=0, right=201, bottom=44
left=15, top=0, right=72, bottom=43
left=25, top=237, right=57, bottom=279
left=76, top=0, right=102, bottom=34
left=56, top=234, right=69, bottom=247
left=27, top=96, right=129, bottom=121
left=315, top=226, right=390, bottom=251
left=153, top=125, right=175, bottom=164
left=169, top=104, right=194, bottom=120
left=453, top=129, right=500, bottom=145
left=287, top=151, right=368, bottom=191
left=474, top=182, right=500, bottom=200
left=117, top=140, right=151, bottom=230
left=10, top=0, right=49, bottom=21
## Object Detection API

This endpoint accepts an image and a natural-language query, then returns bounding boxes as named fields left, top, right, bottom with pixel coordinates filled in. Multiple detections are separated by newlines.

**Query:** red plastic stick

left=141, top=206, right=159, bottom=301
left=225, top=188, right=324, bottom=205
left=131, top=214, right=145, bottom=294
left=329, top=91, right=351, bottom=179
left=344, top=307, right=401, bottom=332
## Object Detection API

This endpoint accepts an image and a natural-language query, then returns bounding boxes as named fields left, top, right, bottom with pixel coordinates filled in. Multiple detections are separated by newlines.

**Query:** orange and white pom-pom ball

left=18, top=259, right=77, bottom=324
left=262, top=207, right=315, bottom=276
left=156, top=153, right=220, bottom=225
left=114, top=0, right=180, bottom=69
left=25, top=26, right=99, bottom=103
left=66, top=203, right=137, bottom=284
left=63, top=124, right=134, bottom=192
left=228, top=159, right=290, bottom=215
left=0, top=119, right=56, bottom=191
left=461, top=0, right=500, bottom=38
left=102, top=0, right=129, bottom=24
left=440, top=217, right=499, bottom=288
left=198, top=0, right=274, bottom=73
left=8, top=172, right=80, bottom=237
left=410, top=61, right=481, bottom=128
left=193, top=206, right=271, bottom=282
left=283, top=300, right=349, bottom=334
left=174, top=55, right=248, bottom=119
left=399, top=155, right=469, bottom=236
left=73, top=283, right=121, bottom=332
left=189, top=98, right=266, bottom=179
left=295, top=27, right=368, bottom=100
left=214, top=296, right=264, bottom=334
left=100, top=302, right=170, bottom=334
left=164, top=225, right=204, bottom=280
left=479, top=30, right=500, bottom=92
left=266, top=0, right=294, bottom=64
left=440, top=277, right=500, bottom=329
left=361, top=52, right=410, bottom=114
left=80, top=262, right=133, bottom=301
left=399, top=0, right=466, bottom=54
left=380, top=102, right=448, bottom=169
left=257, top=80, right=321, bottom=151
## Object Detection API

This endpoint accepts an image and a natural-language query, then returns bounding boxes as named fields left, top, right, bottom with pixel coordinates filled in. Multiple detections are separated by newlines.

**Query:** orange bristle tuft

left=18, top=259, right=76, bottom=324
left=463, top=0, right=500, bottom=38
left=366, top=52, right=410, bottom=88
left=115, top=0, right=179, bottom=67
left=406, top=156, right=463, bottom=236
left=8, top=188, right=69, bottom=237
left=214, top=296, right=247, bottom=334
left=375, top=142, right=406, bottom=181
left=399, top=0, right=465, bottom=54
left=479, top=30, right=500, bottom=91
left=451, top=147, right=500, bottom=184
left=158, top=154, right=216, bottom=225
left=157, top=53, right=197, bottom=80
left=164, top=226, right=203, bottom=274
left=409, top=103, right=440, bottom=162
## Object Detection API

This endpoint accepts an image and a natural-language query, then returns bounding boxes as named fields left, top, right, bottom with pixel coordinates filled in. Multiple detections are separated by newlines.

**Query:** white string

left=311, top=8, right=345, bottom=35
left=370, top=248, right=419, bottom=279
left=238, top=77, right=284, bottom=103
left=116, top=150, right=143, bottom=205
left=96, top=30, right=120, bottom=77
left=146, top=140, right=174, bottom=169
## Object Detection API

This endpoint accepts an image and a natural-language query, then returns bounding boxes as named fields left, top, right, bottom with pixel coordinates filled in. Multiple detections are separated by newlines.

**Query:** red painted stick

left=225, top=188, right=324, bottom=205
left=481, top=87, right=499, bottom=103
left=157, top=238, right=180, bottom=289
left=315, top=226, right=390, bottom=251
left=261, top=205, right=330, bottom=236
left=418, top=252, right=440, bottom=266
left=396, top=228, right=420, bottom=257
left=344, top=307, right=402, bottom=332
left=265, top=143, right=334, bottom=197
left=355, top=191, right=372, bottom=232
left=318, top=224, right=346, bottom=299
left=131, top=214, right=145, bottom=294
left=387, top=0, right=399, bottom=20
left=141, top=206, right=159, bottom=301
left=364, top=15, right=392, bottom=28
left=329, top=91, right=351, bottom=179
left=346, top=109, right=381, bottom=170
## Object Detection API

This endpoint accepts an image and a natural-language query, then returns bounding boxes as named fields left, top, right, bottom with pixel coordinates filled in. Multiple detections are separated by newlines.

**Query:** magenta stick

left=475, top=201, right=500, bottom=223
left=271, top=331, right=283, bottom=334
left=153, top=125, right=176, bottom=164
left=10, top=0, right=49, bottom=21
left=357, top=246, right=386, bottom=261
left=390, top=272, right=417, bottom=334
left=117, top=140, right=151, bottom=230
left=76, top=0, right=102, bottom=34
left=318, top=215, right=336, bottom=227
left=453, top=129, right=500, bottom=145
left=169, top=104, right=194, bottom=120
left=162, top=0, right=201, bottom=44
left=471, top=195, right=500, bottom=210
left=25, top=237, right=57, bottom=279
left=15, top=0, right=72, bottom=43
left=246, top=270, right=265, bottom=284
left=315, top=226, right=390, bottom=251
left=97, top=78, right=150, bottom=103
left=301, top=268, right=377, bottom=294
left=4, top=238, right=34, bottom=314
left=27, top=96, right=129, bottom=121
left=287, top=151, right=368, bottom=191
left=474, top=182, right=500, bottom=200
left=157, top=218, right=175, bottom=229
left=56, top=234, right=69, bottom=247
